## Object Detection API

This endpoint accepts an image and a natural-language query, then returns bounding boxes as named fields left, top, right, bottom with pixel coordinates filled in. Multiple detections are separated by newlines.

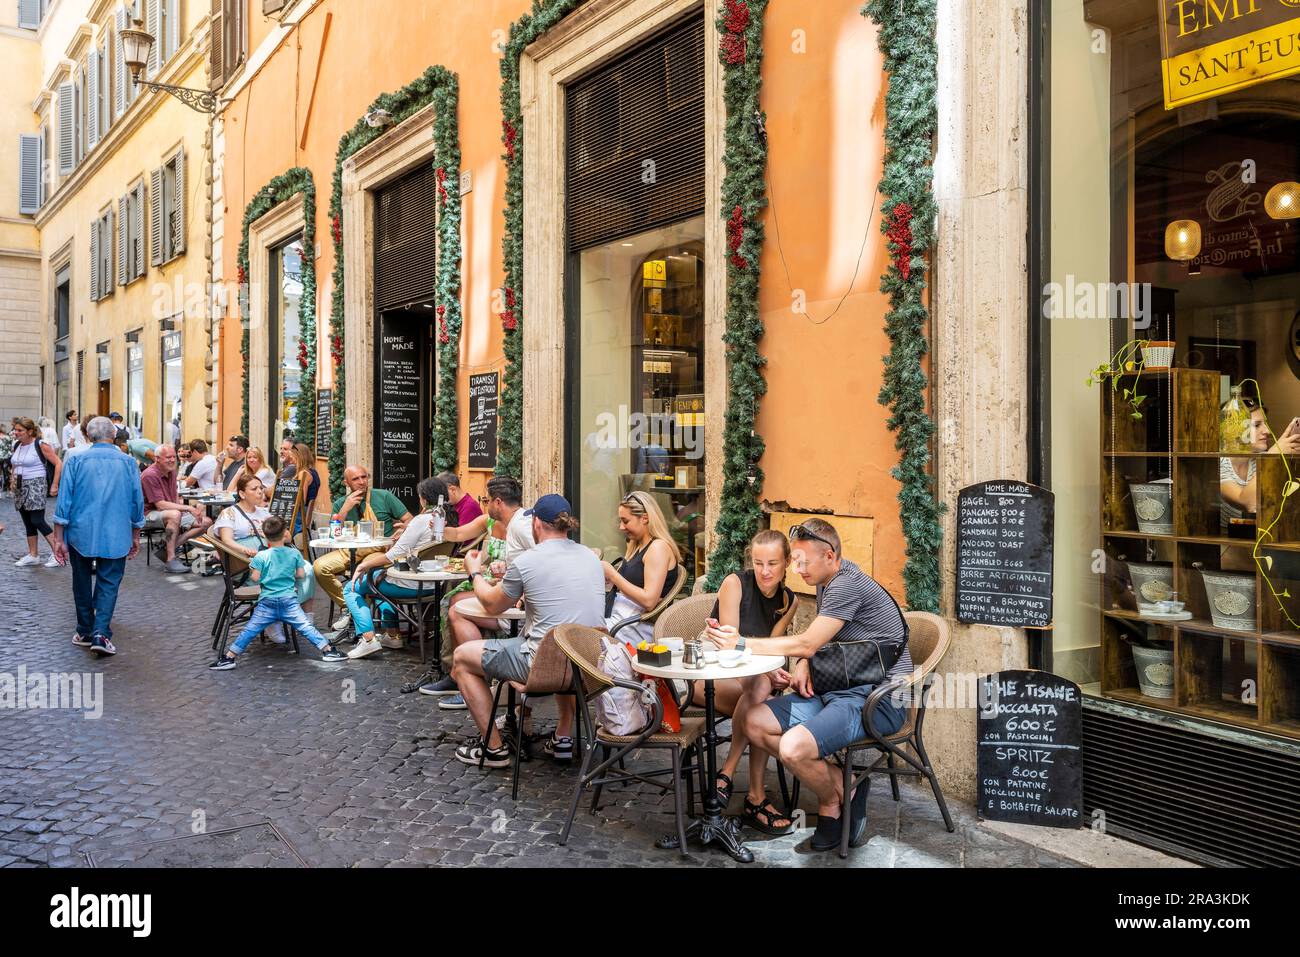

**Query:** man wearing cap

left=451, top=494, right=605, bottom=768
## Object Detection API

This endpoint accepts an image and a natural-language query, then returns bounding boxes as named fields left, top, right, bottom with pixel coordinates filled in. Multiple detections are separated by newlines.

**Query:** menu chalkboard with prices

left=977, top=670, right=1082, bottom=828
left=468, top=372, right=499, bottom=472
left=268, top=476, right=302, bottom=522
left=377, top=321, right=423, bottom=510
left=956, top=480, right=1054, bottom=628
left=315, top=389, right=332, bottom=458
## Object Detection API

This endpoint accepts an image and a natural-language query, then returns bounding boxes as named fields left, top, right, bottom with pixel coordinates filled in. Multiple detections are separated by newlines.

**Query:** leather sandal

left=742, top=797, right=795, bottom=836
left=715, top=772, right=733, bottom=805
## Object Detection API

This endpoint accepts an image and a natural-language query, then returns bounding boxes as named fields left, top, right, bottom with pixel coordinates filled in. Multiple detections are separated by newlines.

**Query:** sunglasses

left=789, top=523, right=836, bottom=553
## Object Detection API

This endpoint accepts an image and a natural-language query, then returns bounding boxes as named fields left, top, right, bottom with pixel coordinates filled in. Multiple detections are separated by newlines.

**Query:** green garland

left=497, top=0, right=590, bottom=480
left=864, top=0, right=944, bottom=612
left=703, top=0, right=770, bottom=591
left=326, top=66, right=463, bottom=501
left=237, top=167, right=317, bottom=443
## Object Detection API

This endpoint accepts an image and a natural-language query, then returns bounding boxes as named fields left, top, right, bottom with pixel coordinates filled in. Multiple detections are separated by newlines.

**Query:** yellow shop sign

left=1159, top=0, right=1300, bottom=109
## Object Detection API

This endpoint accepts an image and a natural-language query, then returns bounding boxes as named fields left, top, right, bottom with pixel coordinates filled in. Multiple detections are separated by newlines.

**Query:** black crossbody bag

left=808, top=587, right=910, bottom=694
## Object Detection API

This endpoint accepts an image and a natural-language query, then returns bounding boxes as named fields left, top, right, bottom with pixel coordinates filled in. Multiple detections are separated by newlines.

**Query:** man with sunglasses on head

left=704, top=517, right=911, bottom=852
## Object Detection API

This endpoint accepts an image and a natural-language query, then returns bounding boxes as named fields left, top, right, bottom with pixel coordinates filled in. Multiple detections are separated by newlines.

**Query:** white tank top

left=12, top=440, right=46, bottom=480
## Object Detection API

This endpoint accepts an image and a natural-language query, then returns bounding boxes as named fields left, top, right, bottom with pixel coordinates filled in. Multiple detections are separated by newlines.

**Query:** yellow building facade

left=19, top=0, right=211, bottom=445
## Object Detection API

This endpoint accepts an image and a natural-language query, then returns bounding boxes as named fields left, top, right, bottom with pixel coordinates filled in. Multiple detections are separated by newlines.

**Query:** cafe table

left=308, top=535, right=393, bottom=577
left=632, top=652, right=785, bottom=863
left=383, top=566, right=469, bottom=665
left=455, top=595, right=526, bottom=638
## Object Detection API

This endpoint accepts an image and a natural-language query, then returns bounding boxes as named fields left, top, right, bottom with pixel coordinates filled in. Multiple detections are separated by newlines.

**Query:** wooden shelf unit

left=1099, top=367, right=1300, bottom=741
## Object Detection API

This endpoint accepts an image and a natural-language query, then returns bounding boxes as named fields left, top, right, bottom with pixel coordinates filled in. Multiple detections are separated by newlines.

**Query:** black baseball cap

left=108, top=412, right=123, bottom=421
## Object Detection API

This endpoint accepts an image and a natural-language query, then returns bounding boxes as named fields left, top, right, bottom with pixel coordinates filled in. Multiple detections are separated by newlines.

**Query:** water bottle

left=329, top=517, right=342, bottom=541
left=432, top=495, right=446, bottom=543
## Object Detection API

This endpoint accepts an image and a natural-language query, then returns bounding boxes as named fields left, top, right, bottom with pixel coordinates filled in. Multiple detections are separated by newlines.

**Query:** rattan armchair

left=608, top=563, right=688, bottom=641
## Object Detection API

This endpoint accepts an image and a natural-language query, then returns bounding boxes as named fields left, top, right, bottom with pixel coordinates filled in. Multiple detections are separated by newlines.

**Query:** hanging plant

left=1085, top=339, right=1151, bottom=420
left=326, top=66, right=463, bottom=500
left=863, top=0, right=944, bottom=612
left=237, top=167, right=317, bottom=442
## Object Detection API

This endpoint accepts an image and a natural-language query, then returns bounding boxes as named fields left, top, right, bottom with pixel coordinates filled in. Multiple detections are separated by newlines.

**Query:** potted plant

left=1086, top=339, right=1150, bottom=420
left=1141, top=340, right=1175, bottom=369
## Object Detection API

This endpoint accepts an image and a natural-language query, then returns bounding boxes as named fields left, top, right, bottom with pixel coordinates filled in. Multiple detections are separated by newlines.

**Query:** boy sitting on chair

left=210, top=515, right=347, bottom=670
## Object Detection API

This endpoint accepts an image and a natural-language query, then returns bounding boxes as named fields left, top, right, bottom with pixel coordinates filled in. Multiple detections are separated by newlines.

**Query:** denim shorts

left=481, top=637, right=532, bottom=685
left=766, top=687, right=907, bottom=758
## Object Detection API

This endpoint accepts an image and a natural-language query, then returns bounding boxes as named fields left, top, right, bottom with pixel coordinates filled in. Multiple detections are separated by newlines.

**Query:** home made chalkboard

left=377, top=321, right=424, bottom=509
left=977, top=670, right=1082, bottom=828
left=468, top=372, right=499, bottom=471
left=268, top=475, right=302, bottom=522
left=956, top=480, right=1054, bottom=628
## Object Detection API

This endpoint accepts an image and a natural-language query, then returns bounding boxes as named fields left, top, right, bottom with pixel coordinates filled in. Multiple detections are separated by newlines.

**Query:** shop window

left=126, top=335, right=144, bottom=439
left=161, top=328, right=183, bottom=444
left=269, top=237, right=304, bottom=451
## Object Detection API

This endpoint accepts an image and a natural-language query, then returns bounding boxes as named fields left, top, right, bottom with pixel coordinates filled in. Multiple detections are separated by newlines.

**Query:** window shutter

left=209, top=0, right=224, bottom=90
left=18, top=134, right=42, bottom=214
left=263, top=0, right=287, bottom=14
left=167, top=0, right=181, bottom=61
left=105, top=210, right=115, bottom=296
left=147, top=0, right=161, bottom=76
left=149, top=167, right=164, bottom=266
left=57, top=81, right=74, bottom=175
left=38, top=129, right=46, bottom=206
left=87, top=50, right=100, bottom=151
left=90, top=219, right=100, bottom=302
left=118, top=196, right=129, bottom=285
left=133, top=182, right=146, bottom=277
left=173, top=149, right=186, bottom=255
left=75, top=69, right=84, bottom=162
left=18, top=0, right=40, bottom=30
left=115, top=12, right=127, bottom=115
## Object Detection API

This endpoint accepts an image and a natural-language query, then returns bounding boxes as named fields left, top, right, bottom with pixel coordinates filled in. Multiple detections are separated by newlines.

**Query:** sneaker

left=455, top=742, right=510, bottom=769
left=332, top=613, right=351, bottom=631
left=163, top=559, right=190, bottom=574
left=72, top=633, right=92, bottom=647
left=43, top=555, right=61, bottom=568
left=14, top=554, right=40, bottom=567
left=208, top=655, right=237, bottom=671
left=320, top=646, right=347, bottom=662
left=89, top=635, right=117, bottom=658
left=329, top=622, right=355, bottom=645
left=379, top=632, right=405, bottom=650
left=346, top=636, right=382, bottom=659
left=495, top=707, right=532, bottom=737
left=437, top=694, right=467, bottom=711
left=543, top=733, right=574, bottom=762
left=417, top=675, right=459, bottom=697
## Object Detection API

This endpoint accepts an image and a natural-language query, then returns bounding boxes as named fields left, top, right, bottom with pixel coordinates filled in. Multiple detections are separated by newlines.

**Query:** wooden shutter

left=90, top=219, right=100, bottom=302
left=149, top=167, right=164, bottom=265
left=18, top=134, right=42, bottom=214
left=105, top=210, right=114, bottom=296
left=118, top=196, right=129, bottom=285
left=115, top=10, right=127, bottom=115
left=18, top=0, right=40, bottom=29
left=87, top=50, right=100, bottom=151
left=209, top=0, right=224, bottom=90
left=173, top=149, right=186, bottom=255
left=57, top=81, right=74, bottom=175
left=147, top=0, right=161, bottom=76
left=133, top=182, right=146, bottom=276
left=167, top=0, right=181, bottom=61
left=263, top=0, right=287, bottom=13
left=75, top=68, right=84, bottom=162
left=374, top=163, right=439, bottom=311
left=564, top=13, right=706, bottom=251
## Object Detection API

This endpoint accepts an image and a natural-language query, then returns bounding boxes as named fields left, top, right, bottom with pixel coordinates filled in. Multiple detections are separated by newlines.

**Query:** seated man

left=181, top=438, right=222, bottom=491
left=437, top=470, right=484, bottom=527
left=451, top=495, right=604, bottom=768
left=313, top=465, right=414, bottom=630
left=140, top=445, right=213, bottom=574
left=707, top=517, right=911, bottom=852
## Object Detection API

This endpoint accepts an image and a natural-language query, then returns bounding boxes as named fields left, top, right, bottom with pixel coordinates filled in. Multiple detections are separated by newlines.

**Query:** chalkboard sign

left=268, top=475, right=302, bottom=522
left=977, top=670, right=1082, bottom=828
left=956, top=480, right=1054, bottom=627
left=315, top=389, right=332, bottom=458
left=377, top=319, right=423, bottom=509
left=468, top=372, right=499, bottom=471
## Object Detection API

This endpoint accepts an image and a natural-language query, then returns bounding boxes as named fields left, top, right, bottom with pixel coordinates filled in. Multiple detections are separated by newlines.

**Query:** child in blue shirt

left=210, top=515, right=346, bottom=670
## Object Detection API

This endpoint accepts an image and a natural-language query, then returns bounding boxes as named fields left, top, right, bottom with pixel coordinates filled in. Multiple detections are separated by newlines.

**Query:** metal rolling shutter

left=565, top=13, right=705, bottom=252
left=373, top=163, right=438, bottom=312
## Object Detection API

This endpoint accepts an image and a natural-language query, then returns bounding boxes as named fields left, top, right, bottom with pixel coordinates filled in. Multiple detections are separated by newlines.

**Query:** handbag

left=295, top=562, right=317, bottom=603
left=808, top=588, right=909, bottom=694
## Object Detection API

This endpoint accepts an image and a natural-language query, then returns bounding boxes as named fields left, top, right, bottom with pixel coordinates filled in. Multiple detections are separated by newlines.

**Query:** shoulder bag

left=808, top=586, right=910, bottom=694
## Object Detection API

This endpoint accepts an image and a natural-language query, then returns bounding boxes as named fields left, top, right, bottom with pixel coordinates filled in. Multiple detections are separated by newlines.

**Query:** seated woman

left=227, top=446, right=276, bottom=492
left=278, top=440, right=322, bottom=536
left=600, top=491, right=680, bottom=644
left=341, top=476, right=458, bottom=661
left=703, top=530, right=799, bottom=829
left=211, top=474, right=271, bottom=559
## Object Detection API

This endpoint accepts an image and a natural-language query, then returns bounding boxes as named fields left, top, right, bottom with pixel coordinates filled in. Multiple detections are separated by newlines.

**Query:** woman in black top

left=706, top=530, right=798, bottom=827
left=601, top=491, right=681, bottom=643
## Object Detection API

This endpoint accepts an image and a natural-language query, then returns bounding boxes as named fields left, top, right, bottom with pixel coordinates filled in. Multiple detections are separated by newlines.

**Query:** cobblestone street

left=0, top=501, right=1075, bottom=869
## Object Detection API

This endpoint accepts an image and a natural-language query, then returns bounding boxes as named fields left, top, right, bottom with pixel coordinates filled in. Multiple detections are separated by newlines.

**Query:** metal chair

left=205, top=535, right=291, bottom=657
left=827, top=610, right=956, bottom=858
left=554, top=624, right=706, bottom=856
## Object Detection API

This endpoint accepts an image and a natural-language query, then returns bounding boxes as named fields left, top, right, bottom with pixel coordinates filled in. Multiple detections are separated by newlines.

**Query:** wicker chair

left=204, top=535, right=300, bottom=657
left=826, top=611, right=955, bottom=858
left=651, top=592, right=715, bottom=644
left=608, top=563, right=688, bottom=641
left=554, top=624, right=706, bottom=856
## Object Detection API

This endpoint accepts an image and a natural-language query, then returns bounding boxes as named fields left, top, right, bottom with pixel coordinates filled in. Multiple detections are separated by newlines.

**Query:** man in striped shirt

left=705, top=517, right=911, bottom=852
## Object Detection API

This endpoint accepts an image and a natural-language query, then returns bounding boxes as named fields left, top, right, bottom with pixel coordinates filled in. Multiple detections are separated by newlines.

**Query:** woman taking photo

left=601, top=491, right=681, bottom=644
left=340, top=476, right=458, bottom=660
left=227, top=446, right=276, bottom=492
left=211, top=474, right=272, bottom=558
left=9, top=417, right=63, bottom=567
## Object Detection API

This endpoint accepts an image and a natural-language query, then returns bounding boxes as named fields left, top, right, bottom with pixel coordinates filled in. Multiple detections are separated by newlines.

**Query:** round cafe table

left=308, top=536, right=393, bottom=577
left=383, top=567, right=469, bottom=665
left=632, top=652, right=784, bottom=863
left=455, top=595, right=526, bottom=637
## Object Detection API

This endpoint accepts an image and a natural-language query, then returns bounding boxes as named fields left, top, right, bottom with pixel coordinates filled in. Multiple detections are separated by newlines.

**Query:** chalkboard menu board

left=268, top=475, right=302, bottom=521
left=315, top=389, right=332, bottom=458
left=468, top=372, right=499, bottom=471
left=977, top=670, right=1082, bottom=828
left=956, top=480, right=1054, bottom=627
left=377, top=320, right=423, bottom=509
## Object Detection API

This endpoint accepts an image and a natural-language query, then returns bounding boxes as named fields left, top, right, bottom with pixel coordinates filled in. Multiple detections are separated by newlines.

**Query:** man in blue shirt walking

left=51, top=416, right=145, bottom=658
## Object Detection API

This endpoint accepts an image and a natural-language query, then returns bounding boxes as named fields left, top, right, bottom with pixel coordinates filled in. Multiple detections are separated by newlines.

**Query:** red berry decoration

left=885, top=203, right=915, bottom=282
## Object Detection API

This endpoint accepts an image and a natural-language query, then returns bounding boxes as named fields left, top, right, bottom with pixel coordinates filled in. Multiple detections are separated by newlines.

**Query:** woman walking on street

left=9, top=417, right=63, bottom=567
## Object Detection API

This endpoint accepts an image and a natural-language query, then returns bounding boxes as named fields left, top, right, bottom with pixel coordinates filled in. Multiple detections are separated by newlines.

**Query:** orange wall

left=219, top=0, right=913, bottom=595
